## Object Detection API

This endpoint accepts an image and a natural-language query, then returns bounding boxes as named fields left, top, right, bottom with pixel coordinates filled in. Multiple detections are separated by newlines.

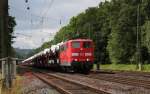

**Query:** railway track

left=20, top=66, right=150, bottom=94
left=33, top=72, right=109, bottom=94
left=90, top=70, right=150, bottom=90
left=116, top=71, right=150, bottom=78
left=86, top=73, right=150, bottom=89
left=50, top=72, right=150, bottom=94
left=94, top=70, right=150, bottom=78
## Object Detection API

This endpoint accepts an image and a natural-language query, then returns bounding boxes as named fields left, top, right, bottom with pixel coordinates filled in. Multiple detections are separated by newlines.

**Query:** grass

left=0, top=65, right=25, bottom=94
left=93, top=64, right=150, bottom=72
left=1, top=76, right=23, bottom=94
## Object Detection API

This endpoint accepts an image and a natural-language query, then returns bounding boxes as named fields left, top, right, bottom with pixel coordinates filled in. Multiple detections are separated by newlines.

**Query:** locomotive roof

left=60, top=39, right=92, bottom=45
left=68, top=39, right=92, bottom=42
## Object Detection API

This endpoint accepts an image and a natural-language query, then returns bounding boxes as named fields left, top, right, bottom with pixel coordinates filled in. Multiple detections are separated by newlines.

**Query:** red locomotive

left=22, top=39, right=94, bottom=73
left=59, top=39, right=94, bottom=72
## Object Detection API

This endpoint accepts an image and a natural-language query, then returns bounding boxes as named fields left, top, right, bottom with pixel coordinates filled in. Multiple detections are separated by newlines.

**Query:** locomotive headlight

left=85, top=53, right=92, bottom=56
left=87, top=58, right=90, bottom=61
left=72, top=53, right=79, bottom=56
left=74, top=59, right=78, bottom=61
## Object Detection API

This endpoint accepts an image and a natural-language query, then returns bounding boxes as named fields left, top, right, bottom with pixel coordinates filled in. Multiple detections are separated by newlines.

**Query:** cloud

left=13, top=28, right=58, bottom=49
left=10, top=0, right=102, bottom=49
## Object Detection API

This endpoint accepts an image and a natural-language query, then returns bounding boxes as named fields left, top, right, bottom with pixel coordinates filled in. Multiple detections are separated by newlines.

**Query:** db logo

left=80, top=53, right=84, bottom=56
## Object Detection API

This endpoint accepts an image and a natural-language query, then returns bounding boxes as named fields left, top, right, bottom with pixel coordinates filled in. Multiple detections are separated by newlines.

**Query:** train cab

left=59, top=39, right=94, bottom=73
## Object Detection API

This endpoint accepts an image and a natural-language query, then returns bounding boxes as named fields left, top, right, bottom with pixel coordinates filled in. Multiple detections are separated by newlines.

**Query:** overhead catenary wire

left=27, top=0, right=56, bottom=44
left=10, top=0, right=59, bottom=33
left=10, top=6, right=59, bottom=22
left=24, top=0, right=56, bottom=33
left=41, top=0, right=54, bottom=18
left=12, top=0, right=60, bottom=32
left=36, top=0, right=55, bottom=33
left=11, top=0, right=58, bottom=47
left=15, top=33, right=32, bottom=38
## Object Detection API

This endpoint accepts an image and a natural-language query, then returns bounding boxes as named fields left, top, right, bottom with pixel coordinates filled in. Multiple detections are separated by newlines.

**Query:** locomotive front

left=71, top=39, right=94, bottom=73
left=59, top=39, right=94, bottom=73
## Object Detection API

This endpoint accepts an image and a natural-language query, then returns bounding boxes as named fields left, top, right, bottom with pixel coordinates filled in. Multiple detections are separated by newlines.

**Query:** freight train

left=22, top=39, right=94, bottom=73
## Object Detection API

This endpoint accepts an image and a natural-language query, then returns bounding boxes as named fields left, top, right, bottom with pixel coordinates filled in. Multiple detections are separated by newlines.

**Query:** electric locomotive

left=59, top=39, right=94, bottom=73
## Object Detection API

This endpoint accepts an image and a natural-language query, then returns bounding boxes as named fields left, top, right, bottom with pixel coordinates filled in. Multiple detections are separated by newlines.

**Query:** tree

left=0, top=16, right=16, bottom=58
left=29, top=0, right=150, bottom=65
left=142, top=21, right=150, bottom=63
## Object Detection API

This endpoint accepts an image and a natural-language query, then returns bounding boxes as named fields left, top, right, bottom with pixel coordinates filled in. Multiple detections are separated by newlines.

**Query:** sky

left=9, top=0, right=103, bottom=49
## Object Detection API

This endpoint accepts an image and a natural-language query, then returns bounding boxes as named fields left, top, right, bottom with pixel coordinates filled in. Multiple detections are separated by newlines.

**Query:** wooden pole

left=0, top=0, right=13, bottom=88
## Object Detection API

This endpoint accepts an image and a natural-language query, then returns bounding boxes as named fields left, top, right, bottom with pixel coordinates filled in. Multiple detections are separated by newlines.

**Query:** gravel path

left=17, top=66, right=60, bottom=94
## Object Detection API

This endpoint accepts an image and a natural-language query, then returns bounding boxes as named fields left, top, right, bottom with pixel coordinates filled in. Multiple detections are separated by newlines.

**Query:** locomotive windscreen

left=72, top=41, right=80, bottom=48
left=83, top=41, right=92, bottom=48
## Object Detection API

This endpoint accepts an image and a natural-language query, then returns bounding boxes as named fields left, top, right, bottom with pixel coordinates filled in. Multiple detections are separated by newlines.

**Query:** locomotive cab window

left=64, top=44, right=67, bottom=50
left=60, top=45, right=65, bottom=52
left=83, top=42, right=92, bottom=48
left=60, top=44, right=67, bottom=52
left=72, top=41, right=80, bottom=48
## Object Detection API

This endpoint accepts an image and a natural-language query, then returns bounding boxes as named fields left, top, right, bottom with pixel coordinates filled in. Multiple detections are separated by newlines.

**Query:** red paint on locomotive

left=59, top=39, right=94, bottom=72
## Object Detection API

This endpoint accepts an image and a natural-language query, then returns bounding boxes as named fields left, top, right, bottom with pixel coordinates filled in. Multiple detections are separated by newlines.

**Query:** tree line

left=0, top=16, right=16, bottom=58
left=31, top=0, right=150, bottom=64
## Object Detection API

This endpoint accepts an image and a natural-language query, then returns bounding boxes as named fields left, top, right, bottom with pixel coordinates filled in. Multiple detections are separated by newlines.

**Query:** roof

left=68, top=39, right=92, bottom=42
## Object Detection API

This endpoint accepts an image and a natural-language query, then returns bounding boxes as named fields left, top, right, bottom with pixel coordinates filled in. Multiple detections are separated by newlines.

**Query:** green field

left=94, top=64, right=150, bottom=72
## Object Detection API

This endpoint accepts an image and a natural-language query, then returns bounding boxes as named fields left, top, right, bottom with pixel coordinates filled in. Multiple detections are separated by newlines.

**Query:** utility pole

left=88, top=23, right=91, bottom=39
left=0, top=0, right=13, bottom=88
left=5, top=0, right=13, bottom=88
left=0, top=0, right=5, bottom=59
left=137, top=3, right=142, bottom=71
left=96, top=32, right=100, bottom=70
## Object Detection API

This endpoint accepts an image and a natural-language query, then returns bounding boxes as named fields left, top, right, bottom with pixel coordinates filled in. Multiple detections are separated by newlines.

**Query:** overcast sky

left=9, top=0, right=103, bottom=49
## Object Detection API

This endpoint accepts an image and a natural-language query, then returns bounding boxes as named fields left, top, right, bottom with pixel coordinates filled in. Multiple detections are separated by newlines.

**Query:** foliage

left=142, top=21, right=150, bottom=53
left=8, top=16, right=16, bottom=43
left=0, top=16, right=16, bottom=58
left=142, top=21, right=150, bottom=63
left=8, top=16, right=17, bottom=56
left=107, top=1, right=138, bottom=64
left=96, top=64, right=150, bottom=72
left=15, top=48, right=33, bottom=59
